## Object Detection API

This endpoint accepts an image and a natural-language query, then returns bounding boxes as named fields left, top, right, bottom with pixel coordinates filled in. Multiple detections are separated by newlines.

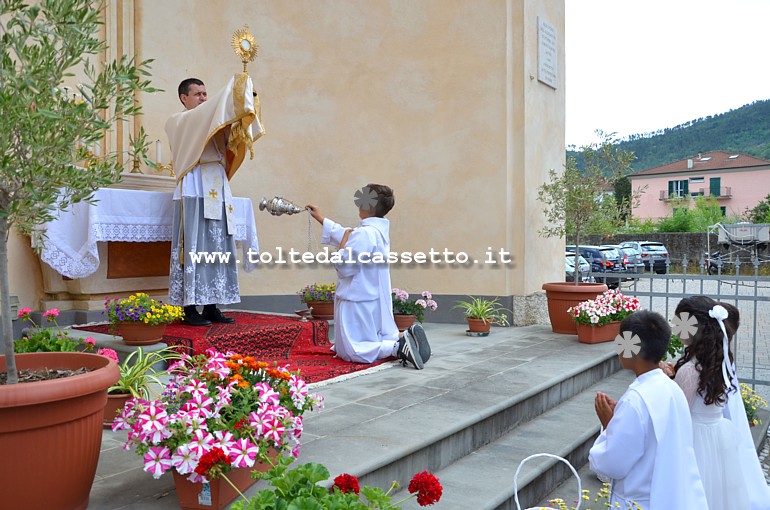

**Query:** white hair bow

left=709, top=305, right=735, bottom=390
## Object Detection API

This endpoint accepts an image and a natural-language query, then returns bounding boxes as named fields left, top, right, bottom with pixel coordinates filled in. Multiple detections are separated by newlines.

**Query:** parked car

left=619, top=241, right=670, bottom=274
left=565, top=251, right=591, bottom=282
left=566, top=245, right=623, bottom=288
left=603, top=244, right=644, bottom=279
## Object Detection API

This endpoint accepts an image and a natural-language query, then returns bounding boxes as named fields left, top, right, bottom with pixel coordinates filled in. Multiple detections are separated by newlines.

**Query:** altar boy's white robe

left=322, top=217, right=399, bottom=363
left=589, top=369, right=708, bottom=510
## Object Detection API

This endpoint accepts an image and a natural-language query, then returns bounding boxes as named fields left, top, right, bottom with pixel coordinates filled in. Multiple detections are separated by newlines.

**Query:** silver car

left=565, top=252, right=591, bottom=282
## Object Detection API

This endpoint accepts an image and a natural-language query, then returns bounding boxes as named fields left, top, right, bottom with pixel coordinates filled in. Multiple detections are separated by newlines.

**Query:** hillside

left=569, top=98, right=770, bottom=173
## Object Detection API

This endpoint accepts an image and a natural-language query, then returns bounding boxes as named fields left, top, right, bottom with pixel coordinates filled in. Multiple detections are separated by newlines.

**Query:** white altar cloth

left=35, top=188, right=260, bottom=279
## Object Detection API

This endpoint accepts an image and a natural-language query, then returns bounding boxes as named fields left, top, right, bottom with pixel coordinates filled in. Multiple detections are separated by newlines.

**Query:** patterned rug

left=74, top=312, right=393, bottom=383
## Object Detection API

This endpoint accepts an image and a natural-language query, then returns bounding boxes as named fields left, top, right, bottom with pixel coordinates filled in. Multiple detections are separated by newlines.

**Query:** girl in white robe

left=670, top=296, right=770, bottom=510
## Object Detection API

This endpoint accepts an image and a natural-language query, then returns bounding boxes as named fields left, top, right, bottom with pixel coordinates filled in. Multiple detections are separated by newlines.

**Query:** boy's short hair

left=620, top=310, right=670, bottom=362
left=366, top=183, right=394, bottom=217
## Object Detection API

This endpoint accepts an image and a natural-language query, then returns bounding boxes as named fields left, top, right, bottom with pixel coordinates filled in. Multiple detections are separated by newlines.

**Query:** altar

left=35, top=187, right=259, bottom=311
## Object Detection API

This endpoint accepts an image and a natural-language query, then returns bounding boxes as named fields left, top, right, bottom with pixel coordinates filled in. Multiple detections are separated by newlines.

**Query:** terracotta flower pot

left=103, top=392, right=132, bottom=428
left=118, top=322, right=167, bottom=345
left=0, top=352, right=119, bottom=510
left=576, top=321, right=621, bottom=344
left=305, top=301, right=334, bottom=320
left=467, top=318, right=492, bottom=333
left=394, top=314, right=417, bottom=332
left=542, top=282, right=608, bottom=334
left=173, top=452, right=276, bottom=510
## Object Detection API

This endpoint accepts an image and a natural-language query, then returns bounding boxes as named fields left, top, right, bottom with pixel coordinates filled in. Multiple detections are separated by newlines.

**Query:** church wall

left=12, top=0, right=565, bottom=325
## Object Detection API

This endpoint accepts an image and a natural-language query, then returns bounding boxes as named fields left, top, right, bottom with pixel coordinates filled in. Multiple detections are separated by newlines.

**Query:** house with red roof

left=628, top=150, right=770, bottom=220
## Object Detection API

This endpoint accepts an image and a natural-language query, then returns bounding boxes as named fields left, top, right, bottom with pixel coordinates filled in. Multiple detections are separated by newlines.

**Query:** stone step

left=295, top=325, right=624, bottom=499
left=391, top=370, right=634, bottom=509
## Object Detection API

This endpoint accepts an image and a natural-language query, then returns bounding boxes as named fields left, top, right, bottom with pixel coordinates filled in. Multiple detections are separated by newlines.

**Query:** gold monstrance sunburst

left=231, top=25, right=258, bottom=72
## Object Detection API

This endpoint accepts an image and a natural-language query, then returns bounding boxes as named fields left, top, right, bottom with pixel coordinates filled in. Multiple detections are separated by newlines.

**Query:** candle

left=156, top=139, right=162, bottom=163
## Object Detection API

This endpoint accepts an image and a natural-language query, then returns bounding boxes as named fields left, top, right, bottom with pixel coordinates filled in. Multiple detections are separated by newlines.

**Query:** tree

left=538, top=132, right=635, bottom=284
left=748, top=194, right=770, bottom=224
left=1, top=0, right=157, bottom=383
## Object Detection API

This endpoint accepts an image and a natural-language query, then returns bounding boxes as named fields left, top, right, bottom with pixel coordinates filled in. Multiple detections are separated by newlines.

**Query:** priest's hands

left=305, top=204, right=324, bottom=224
left=595, top=392, right=616, bottom=429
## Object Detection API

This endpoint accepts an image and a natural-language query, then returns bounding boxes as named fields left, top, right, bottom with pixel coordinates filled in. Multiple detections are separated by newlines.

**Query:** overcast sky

left=565, top=0, right=770, bottom=148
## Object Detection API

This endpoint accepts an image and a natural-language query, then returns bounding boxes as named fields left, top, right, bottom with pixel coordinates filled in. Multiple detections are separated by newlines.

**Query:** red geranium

left=333, top=473, right=361, bottom=494
left=408, top=470, right=442, bottom=506
left=194, top=447, right=231, bottom=479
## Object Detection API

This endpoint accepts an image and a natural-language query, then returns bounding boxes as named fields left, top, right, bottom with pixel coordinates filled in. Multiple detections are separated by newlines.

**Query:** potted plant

left=298, top=282, right=336, bottom=319
left=113, top=349, right=325, bottom=510
left=0, top=2, right=157, bottom=508
left=741, top=383, right=768, bottom=428
left=97, top=346, right=179, bottom=427
left=452, top=296, right=510, bottom=334
left=227, top=459, right=442, bottom=509
left=104, top=293, right=184, bottom=345
left=537, top=132, right=636, bottom=334
left=391, top=288, right=438, bottom=331
left=14, top=307, right=97, bottom=353
left=567, top=289, right=641, bottom=344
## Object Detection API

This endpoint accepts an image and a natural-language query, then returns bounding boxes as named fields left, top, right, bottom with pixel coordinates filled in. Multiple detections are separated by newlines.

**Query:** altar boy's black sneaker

left=408, top=323, right=431, bottom=363
left=397, top=332, right=424, bottom=370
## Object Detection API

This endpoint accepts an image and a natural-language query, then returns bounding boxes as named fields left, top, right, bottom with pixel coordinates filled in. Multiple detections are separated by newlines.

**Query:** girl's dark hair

left=673, top=296, right=739, bottom=405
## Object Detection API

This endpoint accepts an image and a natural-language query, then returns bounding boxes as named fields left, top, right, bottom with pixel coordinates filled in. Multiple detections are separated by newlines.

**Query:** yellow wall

left=12, top=0, right=565, bottom=318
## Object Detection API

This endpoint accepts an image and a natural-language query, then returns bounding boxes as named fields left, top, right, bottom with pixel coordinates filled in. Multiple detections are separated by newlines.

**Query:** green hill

left=569, top=98, right=770, bottom=173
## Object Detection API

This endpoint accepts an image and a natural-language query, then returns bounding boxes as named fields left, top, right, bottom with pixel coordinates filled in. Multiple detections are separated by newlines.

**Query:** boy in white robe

left=589, top=310, right=708, bottom=509
left=306, top=184, right=430, bottom=369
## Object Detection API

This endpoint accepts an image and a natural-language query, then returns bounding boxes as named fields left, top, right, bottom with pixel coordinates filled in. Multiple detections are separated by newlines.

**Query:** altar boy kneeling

left=307, top=184, right=430, bottom=369
left=589, top=310, right=708, bottom=509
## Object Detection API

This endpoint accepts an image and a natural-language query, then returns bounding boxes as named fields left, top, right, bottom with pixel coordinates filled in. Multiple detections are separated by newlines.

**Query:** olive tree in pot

left=537, top=132, right=637, bottom=334
left=0, top=2, right=157, bottom=508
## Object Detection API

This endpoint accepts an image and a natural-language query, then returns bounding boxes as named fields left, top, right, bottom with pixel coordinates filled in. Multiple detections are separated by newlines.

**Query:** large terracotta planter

left=118, top=322, right=167, bottom=345
left=305, top=301, right=334, bottom=320
left=542, top=282, right=608, bottom=334
left=103, top=392, right=131, bottom=427
left=0, top=352, right=119, bottom=510
left=576, top=321, right=621, bottom=344
left=394, top=314, right=417, bottom=332
left=173, top=453, right=276, bottom=509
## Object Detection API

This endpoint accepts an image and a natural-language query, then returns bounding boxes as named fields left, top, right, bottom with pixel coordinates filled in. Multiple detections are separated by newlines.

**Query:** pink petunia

left=171, top=444, right=198, bottom=475
left=228, top=438, right=260, bottom=468
left=17, top=307, right=32, bottom=319
left=143, top=446, right=172, bottom=479
left=42, top=308, right=60, bottom=319
left=84, top=336, right=96, bottom=346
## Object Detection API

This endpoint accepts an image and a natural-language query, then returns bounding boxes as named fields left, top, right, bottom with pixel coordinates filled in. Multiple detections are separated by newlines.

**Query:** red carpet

left=75, top=312, right=393, bottom=383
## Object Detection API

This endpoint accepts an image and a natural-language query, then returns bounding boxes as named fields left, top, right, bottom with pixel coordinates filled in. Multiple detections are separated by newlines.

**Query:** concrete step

left=391, top=370, right=634, bottom=509
left=294, top=325, right=624, bottom=502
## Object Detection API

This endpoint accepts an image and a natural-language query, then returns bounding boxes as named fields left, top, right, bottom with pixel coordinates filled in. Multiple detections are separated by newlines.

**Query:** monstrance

left=231, top=25, right=258, bottom=72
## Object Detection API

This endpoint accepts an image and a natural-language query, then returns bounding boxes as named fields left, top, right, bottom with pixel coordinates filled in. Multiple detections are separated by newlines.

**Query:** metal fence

left=588, top=257, right=770, bottom=395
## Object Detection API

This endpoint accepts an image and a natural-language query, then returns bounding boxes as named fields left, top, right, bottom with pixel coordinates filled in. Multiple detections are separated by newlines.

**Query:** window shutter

left=710, top=177, right=721, bottom=197
left=682, top=180, right=689, bottom=195
left=668, top=181, right=674, bottom=196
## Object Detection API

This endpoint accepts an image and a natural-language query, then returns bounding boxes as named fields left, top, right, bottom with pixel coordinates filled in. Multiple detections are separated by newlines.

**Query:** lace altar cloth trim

left=35, top=188, right=258, bottom=279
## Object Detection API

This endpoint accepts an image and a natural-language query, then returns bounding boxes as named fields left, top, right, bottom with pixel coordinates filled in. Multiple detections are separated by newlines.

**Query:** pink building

left=628, top=150, right=770, bottom=220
